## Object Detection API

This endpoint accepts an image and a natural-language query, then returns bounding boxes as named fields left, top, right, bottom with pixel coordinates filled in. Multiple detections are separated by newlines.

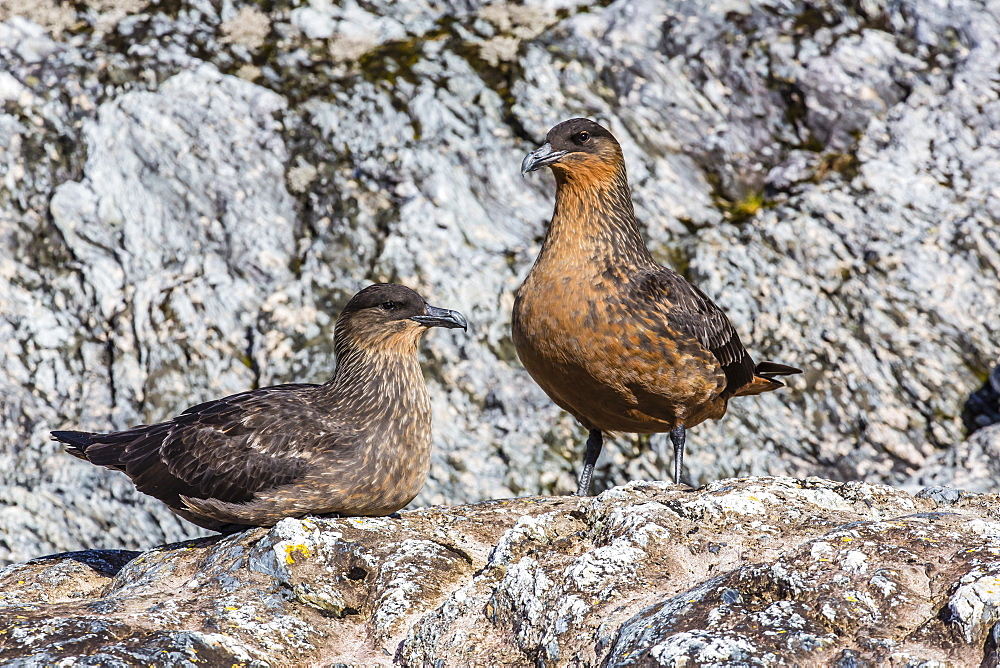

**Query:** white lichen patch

left=105, top=549, right=185, bottom=597
left=843, top=590, right=881, bottom=621
left=289, top=0, right=406, bottom=60
left=810, top=541, right=834, bottom=562
left=948, top=571, right=1000, bottom=643
left=754, top=601, right=808, bottom=631
left=551, top=594, right=590, bottom=635
left=747, top=519, right=780, bottom=534
left=370, top=539, right=458, bottom=633
left=8, top=617, right=65, bottom=646
left=869, top=572, right=900, bottom=598
left=494, top=556, right=555, bottom=647
left=489, top=512, right=564, bottom=566
left=525, top=593, right=593, bottom=663
left=825, top=529, right=862, bottom=545
left=130, top=597, right=190, bottom=626
left=588, top=501, right=674, bottom=548
left=706, top=605, right=728, bottom=627
left=597, top=480, right=676, bottom=498
left=673, top=488, right=781, bottom=520
left=287, top=160, right=319, bottom=194
left=670, top=477, right=859, bottom=522
left=563, top=544, right=645, bottom=596
left=247, top=517, right=341, bottom=582
left=768, top=561, right=812, bottom=597
left=0, top=70, right=34, bottom=105
left=219, top=5, right=270, bottom=50
left=649, top=630, right=759, bottom=664
left=963, top=518, right=1000, bottom=541
left=219, top=602, right=317, bottom=653
left=841, top=550, right=869, bottom=574
left=293, top=581, right=348, bottom=615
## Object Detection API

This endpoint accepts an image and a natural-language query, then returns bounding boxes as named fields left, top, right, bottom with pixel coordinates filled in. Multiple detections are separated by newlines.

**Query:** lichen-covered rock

left=3, top=478, right=1000, bottom=665
left=2, top=0, right=999, bottom=563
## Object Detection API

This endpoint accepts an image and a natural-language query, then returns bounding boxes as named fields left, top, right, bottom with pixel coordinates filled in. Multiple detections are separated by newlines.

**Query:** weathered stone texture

left=1, top=0, right=998, bottom=563
left=3, top=478, right=1000, bottom=665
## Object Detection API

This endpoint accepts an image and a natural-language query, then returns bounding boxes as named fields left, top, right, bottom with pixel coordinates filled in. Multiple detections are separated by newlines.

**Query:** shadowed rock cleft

left=963, top=364, right=1000, bottom=435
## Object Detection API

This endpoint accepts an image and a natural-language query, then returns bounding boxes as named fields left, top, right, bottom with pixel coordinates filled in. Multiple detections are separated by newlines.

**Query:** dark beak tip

left=521, top=143, right=567, bottom=176
left=412, top=306, right=468, bottom=332
left=448, top=311, right=469, bottom=331
left=520, top=154, right=536, bottom=176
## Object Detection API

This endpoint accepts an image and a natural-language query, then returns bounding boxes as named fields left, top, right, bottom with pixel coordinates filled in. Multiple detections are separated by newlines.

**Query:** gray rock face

left=1, top=0, right=998, bottom=563
left=909, top=423, right=1000, bottom=494
left=3, top=478, right=1000, bottom=665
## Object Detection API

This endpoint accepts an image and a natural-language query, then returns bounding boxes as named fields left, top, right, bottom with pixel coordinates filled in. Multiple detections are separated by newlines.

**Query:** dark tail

left=733, top=361, right=802, bottom=397
left=52, top=430, right=97, bottom=460
left=754, top=361, right=802, bottom=380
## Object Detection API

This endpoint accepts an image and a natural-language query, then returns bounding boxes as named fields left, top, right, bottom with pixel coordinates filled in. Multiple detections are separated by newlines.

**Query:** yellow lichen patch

left=284, top=543, right=311, bottom=564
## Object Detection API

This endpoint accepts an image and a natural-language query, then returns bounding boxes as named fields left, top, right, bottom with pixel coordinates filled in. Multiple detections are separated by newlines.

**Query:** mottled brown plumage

left=53, top=284, right=467, bottom=531
left=514, top=118, right=800, bottom=494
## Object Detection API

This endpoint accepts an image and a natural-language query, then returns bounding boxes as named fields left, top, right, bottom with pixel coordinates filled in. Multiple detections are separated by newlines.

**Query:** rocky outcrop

left=2, top=0, right=999, bottom=563
left=3, top=477, right=1000, bottom=665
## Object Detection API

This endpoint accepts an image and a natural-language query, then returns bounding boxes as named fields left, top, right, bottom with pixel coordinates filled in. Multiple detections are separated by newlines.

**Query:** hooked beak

left=410, top=305, right=468, bottom=331
left=521, top=143, right=568, bottom=176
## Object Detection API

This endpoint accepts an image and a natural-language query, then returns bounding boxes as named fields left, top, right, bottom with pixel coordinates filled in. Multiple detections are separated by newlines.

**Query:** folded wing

left=54, top=384, right=345, bottom=510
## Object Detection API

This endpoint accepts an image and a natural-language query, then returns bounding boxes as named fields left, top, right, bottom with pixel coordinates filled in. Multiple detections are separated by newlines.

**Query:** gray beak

left=411, top=305, right=468, bottom=330
left=521, top=143, right=568, bottom=175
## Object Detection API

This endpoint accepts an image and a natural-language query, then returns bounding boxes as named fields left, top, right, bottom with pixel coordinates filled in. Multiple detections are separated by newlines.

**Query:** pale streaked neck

left=328, top=338, right=424, bottom=404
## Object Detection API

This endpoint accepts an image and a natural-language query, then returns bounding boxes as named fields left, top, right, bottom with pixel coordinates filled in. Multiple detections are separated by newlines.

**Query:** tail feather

left=733, top=360, right=801, bottom=397
left=51, top=430, right=97, bottom=460
left=754, top=361, right=802, bottom=379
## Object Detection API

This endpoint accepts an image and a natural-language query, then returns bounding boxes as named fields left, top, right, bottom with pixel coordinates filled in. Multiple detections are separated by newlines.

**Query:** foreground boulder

left=2, top=477, right=999, bottom=666
left=3, top=0, right=1000, bottom=564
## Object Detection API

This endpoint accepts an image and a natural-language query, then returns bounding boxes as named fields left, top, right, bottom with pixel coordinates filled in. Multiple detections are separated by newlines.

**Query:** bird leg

left=670, top=426, right=686, bottom=485
left=576, top=429, right=603, bottom=496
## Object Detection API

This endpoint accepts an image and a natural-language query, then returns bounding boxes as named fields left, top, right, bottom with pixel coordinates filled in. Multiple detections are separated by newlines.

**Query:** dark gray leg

left=670, top=426, right=686, bottom=485
left=576, top=429, right=603, bottom=496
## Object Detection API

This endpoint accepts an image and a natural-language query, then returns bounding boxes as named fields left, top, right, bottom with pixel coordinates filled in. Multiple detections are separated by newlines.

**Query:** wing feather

left=634, top=268, right=756, bottom=396
left=58, top=383, right=356, bottom=509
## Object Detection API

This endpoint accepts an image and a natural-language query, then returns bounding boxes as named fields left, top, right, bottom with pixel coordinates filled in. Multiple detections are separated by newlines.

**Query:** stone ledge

left=2, top=476, right=998, bottom=665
